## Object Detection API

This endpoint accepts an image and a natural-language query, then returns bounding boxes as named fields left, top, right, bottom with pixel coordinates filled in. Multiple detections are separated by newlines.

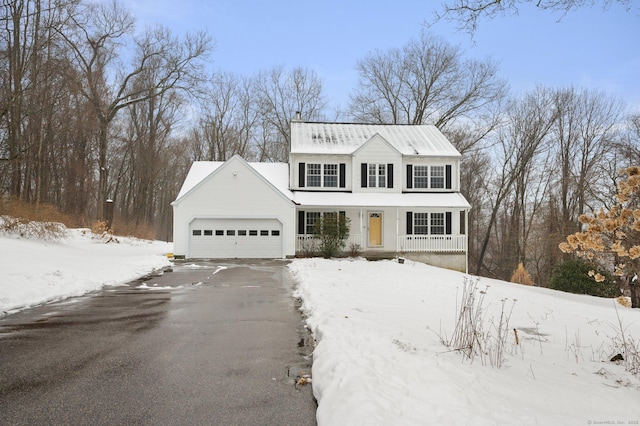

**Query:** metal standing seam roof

left=290, top=122, right=461, bottom=157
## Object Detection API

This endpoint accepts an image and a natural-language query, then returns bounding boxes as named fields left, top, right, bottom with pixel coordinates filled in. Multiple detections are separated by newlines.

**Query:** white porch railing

left=295, top=234, right=467, bottom=253
left=397, top=235, right=467, bottom=253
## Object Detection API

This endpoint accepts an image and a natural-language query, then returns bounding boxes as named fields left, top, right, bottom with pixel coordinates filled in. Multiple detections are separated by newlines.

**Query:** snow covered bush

left=0, top=215, right=66, bottom=241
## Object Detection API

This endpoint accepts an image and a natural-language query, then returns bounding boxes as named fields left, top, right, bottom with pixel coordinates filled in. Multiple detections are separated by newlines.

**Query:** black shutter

left=446, top=165, right=452, bottom=189
left=339, top=211, right=346, bottom=226
left=446, top=212, right=452, bottom=235
left=339, top=163, right=346, bottom=188
left=361, top=163, right=368, bottom=188
left=298, top=211, right=305, bottom=234
left=387, top=163, right=393, bottom=188
left=406, top=211, right=413, bottom=235
left=299, top=163, right=306, bottom=188
left=407, top=165, right=413, bottom=189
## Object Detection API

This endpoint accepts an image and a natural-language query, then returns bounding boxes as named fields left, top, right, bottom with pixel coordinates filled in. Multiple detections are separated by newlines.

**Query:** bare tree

left=57, top=0, right=211, bottom=220
left=254, top=65, right=327, bottom=162
left=349, top=31, right=506, bottom=133
left=434, top=0, right=634, bottom=33
left=195, top=71, right=257, bottom=161
left=551, top=87, right=624, bottom=239
left=476, top=87, right=556, bottom=276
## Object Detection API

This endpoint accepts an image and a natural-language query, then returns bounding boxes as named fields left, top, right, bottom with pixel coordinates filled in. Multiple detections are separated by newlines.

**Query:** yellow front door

left=368, top=213, right=382, bottom=246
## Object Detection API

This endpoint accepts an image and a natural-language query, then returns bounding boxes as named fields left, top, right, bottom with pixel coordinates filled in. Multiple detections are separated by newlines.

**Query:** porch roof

left=292, top=191, right=471, bottom=209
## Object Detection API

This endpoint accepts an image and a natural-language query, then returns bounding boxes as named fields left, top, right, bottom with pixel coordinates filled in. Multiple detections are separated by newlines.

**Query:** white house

left=172, top=121, right=471, bottom=272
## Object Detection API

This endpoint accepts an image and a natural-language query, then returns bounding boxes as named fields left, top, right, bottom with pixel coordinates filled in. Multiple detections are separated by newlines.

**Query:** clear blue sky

left=125, top=0, right=640, bottom=114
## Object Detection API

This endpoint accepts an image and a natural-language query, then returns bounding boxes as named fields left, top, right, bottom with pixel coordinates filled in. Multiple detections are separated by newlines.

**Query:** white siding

left=172, top=156, right=295, bottom=259
left=352, top=135, right=402, bottom=194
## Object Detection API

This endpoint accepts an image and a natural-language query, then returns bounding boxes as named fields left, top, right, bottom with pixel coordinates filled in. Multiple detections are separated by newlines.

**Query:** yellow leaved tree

left=559, top=166, right=640, bottom=308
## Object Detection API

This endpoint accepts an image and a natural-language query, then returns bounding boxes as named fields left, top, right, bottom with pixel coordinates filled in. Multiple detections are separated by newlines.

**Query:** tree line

left=2, top=0, right=639, bottom=287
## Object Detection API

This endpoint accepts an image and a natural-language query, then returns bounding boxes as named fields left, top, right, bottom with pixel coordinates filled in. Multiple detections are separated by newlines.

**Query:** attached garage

left=188, top=218, right=283, bottom=259
left=172, top=155, right=296, bottom=260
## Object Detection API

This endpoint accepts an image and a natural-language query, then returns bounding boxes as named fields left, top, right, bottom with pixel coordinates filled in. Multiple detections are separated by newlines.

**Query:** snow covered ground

left=0, top=227, right=172, bottom=314
left=3, top=223, right=639, bottom=425
left=289, top=258, right=640, bottom=426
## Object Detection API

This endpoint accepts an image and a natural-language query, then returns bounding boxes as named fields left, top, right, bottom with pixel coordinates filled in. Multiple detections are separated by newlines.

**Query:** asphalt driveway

left=0, top=260, right=316, bottom=425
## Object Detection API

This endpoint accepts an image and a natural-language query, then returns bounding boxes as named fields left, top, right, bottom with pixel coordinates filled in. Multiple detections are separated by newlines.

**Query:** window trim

left=367, top=163, right=387, bottom=188
left=307, top=163, right=322, bottom=187
left=409, top=212, right=450, bottom=235
left=410, top=164, right=450, bottom=190
left=430, top=166, right=445, bottom=189
left=302, top=162, right=344, bottom=189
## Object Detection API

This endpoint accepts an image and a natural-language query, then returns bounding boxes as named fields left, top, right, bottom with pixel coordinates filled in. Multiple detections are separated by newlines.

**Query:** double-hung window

left=323, top=164, right=338, bottom=188
left=305, top=163, right=339, bottom=188
left=414, top=213, right=429, bottom=234
left=368, top=164, right=387, bottom=188
left=410, top=165, right=449, bottom=189
left=306, top=212, right=321, bottom=234
left=414, top=166, right=429, bottom=189
left=430, top=166, right=445, bottom=189
left=307, top=164, right=321, bottom=187
left=430, top=213, right=445, bottom=235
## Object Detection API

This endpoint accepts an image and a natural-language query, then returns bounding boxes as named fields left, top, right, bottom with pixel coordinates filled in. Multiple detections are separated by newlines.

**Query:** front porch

left=295, top=234, right=467, bottom=253
left=294, top=204, right=469, bottom=272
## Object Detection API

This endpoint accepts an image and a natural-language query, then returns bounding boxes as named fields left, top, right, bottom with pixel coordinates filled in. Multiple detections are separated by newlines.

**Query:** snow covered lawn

left=0, top=228, right=172, bottom=314
left=289, top=258, right=640, bottom=425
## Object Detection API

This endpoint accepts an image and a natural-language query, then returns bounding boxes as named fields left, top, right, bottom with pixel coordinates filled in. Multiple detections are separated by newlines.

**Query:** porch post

left=396, top=208, right=399, bottom=252
left=360, top=208, right=364, bottom=247
left=465, top=208, right=469, bottom=274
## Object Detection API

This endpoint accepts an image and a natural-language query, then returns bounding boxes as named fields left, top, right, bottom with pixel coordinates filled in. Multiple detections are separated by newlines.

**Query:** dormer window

left=368, top=164, right=386, bottom=188
left=360, top=163, right=394, bottom=188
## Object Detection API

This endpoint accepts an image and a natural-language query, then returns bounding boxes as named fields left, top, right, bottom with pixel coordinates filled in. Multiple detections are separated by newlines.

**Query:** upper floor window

left=307, top=163, right=321, bottom=187
left=414, top=166, right=429, bottom=189
left=299, top=162, right=345, bottom=188
left=361, top=162, right=393, bottom=188
left=431, top=166, right=445, bottom=189
left=408, top=164, right=451, bottom=190
left=324, top=164, right=338, bottom=188
left=368, top=164, right=386, bottom=188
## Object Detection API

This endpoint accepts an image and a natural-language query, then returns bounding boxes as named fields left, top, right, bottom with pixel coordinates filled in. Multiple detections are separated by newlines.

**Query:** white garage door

left=188, top=218, right=283, bottom=259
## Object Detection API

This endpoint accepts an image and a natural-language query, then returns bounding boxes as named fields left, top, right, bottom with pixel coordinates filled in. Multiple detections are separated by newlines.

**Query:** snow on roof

left=176, top=158, right=470, bottom=209
left=175, top=161, right=223, bottom=200
left=290, top=122, right=461, bottom=157
left=174, top=160, right=291, bottom=202
left=292, top=191, right=470, bottom=208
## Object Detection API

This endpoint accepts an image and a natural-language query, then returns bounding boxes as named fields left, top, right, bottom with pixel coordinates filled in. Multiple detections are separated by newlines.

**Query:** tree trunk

left=631, top=282, right=640, bottom=309
left=97, top=122, right=109, bottom=221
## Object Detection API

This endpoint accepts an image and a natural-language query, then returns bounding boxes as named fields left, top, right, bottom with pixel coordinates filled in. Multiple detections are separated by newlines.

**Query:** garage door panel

left=189, top=219, right=282, bottom=259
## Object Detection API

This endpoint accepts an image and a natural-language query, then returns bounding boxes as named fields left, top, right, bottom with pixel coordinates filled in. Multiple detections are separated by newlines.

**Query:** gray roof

left=290, top=122, right=461, bottom=157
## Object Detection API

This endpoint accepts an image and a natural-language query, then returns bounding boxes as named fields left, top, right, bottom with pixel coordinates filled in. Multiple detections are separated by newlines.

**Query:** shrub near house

left=549, top=259, right=618, bottom=298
